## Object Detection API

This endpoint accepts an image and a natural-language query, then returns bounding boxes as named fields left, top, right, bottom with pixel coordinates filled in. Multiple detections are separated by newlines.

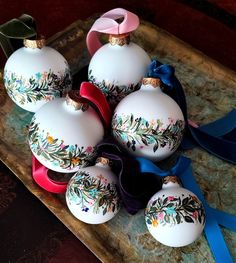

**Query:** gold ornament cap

left=109, top=33, right=130, bottom=46
left=142, top=77, right=161, bottom=88
left=66, top=90, right=89, bottom=111
left=96, top=157, right=111, bottom=166
left=162, top=175, right=182, bottom=188
left=24, top=37, right=46, bottom=49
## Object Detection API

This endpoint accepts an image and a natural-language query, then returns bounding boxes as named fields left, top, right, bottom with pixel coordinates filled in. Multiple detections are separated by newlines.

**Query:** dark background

left=0, top=0, right=236, bottom=70
left=0, top=1, right=236, bottom=262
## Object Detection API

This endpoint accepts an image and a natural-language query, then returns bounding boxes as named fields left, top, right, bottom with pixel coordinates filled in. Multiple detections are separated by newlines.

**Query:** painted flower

left=47, top=136, right=54, bottom=144
left=45, top=95, right=53, bottom=101
left=192, top=211, right=198, bottom=219
left=69, top=145, right=75, bottom=151
left=71, top=157, right=81, bottom=165
left=157, top=212, right=164, bottom=220
left=167, top=196, right=175, bottom=201
left=35, top=72, right=42, bottom=79
left=60, top=143, right=66, bottom=149
left=85, top=146, right=93, bottom=153
left=166, top=207, right=176, bottom=215
left=152, top=219, right=158, bottom=227
left=17, top=85, right=25, bottom=93
left=97, top=174, right=105, bottom=181
left=190, top=195, right=199, bottom=203
left=42, top=72, right=48, bottom=79
left=90, top=188, right=98, bottom=198
left=149, top=119, right=156, bottom=126
left=82, top=206, right=89, bottom=212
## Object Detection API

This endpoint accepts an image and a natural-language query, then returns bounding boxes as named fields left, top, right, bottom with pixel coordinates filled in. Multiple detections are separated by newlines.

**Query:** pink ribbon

left=86, top=8, right=139, bottom=56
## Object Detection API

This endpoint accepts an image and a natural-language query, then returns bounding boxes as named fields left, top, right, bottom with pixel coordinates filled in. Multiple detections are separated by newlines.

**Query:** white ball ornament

left=4, top=37, right=72, bottom=112
left=88, top=33, right=151, bottom=107
left=66, top=157, right=120, bottom=224
left=112, top=77, right=185, bottom=161
left=28, top=90, right=104, bottom=173
left=145, top=176, right=205, bottom=247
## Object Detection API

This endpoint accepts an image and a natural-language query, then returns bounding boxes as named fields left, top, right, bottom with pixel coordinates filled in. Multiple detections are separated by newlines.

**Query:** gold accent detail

left=109, top=33, right=130, bottom=46
left=66, top=90, right=89, bottom=111
left=142, top=78, right=161, bottom=87
left=24, top=38, right=46, bottom=49
left=163, top=176, right=181, bottom=185
left=96, top=157, right=110, bottom=166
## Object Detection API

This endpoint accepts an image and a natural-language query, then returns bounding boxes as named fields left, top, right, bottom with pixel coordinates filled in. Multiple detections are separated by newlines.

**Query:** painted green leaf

left=184, top=205, right=195, bottom=212
left=164, top=214, right=170, bottom=223
left=184, top=216, right=194, bottom=223
left=176, top=213, right=181, bottom=224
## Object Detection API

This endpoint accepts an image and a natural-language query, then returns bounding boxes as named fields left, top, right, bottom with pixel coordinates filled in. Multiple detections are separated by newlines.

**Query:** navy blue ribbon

left=97, top=141, right=236, bottom=263
left=148, top=60, right=236, bottom=164
left=136, top=156, right=235, bottom=263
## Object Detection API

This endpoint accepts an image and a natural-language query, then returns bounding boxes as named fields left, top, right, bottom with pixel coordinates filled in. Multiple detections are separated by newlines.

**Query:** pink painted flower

left=60, top=143, right=66, bottom=149
left=85, top=146, right=93, bottom=153
left=157, top=212, right=164, bottom=220
left=97, top=174, right=105, bottom=181
left=192, top=211, right=198, bottom=219
left=168, top=196, right=175, bottom=201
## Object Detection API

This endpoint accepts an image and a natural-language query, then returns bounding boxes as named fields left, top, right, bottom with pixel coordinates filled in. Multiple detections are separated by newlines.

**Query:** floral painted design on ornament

left=88, top=69, right=139, bottom=106
left=28, top=117, right=96, bottom=170
left=112, top=113, right=185, bottom=152
left=4, top=66, right=72, bottom=105
left=145, top=194, right=205, bottom=228
left=66, top=171, right=120, bottom=215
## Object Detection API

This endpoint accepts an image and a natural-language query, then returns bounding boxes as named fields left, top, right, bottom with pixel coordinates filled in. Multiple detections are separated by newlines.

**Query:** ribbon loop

left=86, top=8, right=139, bottom=56
left=148, top=59, right=236, bottom=164
left=147, top=60, right=175, bottom=88
left=0, top=14, right=37, bottom=58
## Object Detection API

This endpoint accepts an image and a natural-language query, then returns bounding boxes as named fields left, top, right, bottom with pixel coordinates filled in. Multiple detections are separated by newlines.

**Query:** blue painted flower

left=35, top=72, right=42, bottom=79
left=120, top=133, right=128, bottom=141
left=16, top=79, right=23, bottom=85
left=90, top=188, right=98, bottom=198
left=82, top=206, right=89, bottom=212
left=69, top=145, right=75, bottom=152
left=147, top=136, right=156, bottom=144
left=17, top=85, right=25, bottom=93
left=166, top=207, right=176, bottom=216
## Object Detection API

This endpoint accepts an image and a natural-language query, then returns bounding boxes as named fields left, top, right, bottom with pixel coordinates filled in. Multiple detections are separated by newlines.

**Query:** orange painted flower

left=152, top=219, right=158, bottom=227
left=191, top=195, right=199, bottom=203
left=97, top=174, right=105, bottom=181
left=71, top=157, right=81, bottom=165
left=47, top=136, right=54, bottom=144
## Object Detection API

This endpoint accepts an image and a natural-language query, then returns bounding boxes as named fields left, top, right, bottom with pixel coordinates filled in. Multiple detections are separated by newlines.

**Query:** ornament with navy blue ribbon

left=97, top=139, right=236, bottom=263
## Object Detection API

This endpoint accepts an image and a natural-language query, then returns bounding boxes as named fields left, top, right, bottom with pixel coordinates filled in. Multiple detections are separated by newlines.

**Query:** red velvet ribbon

left=32, top=156, right=67, bottom=193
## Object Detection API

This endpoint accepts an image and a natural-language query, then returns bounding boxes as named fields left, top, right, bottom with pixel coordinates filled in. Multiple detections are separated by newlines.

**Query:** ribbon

left=147, top=60, right=175, bottom=88
left=80, top=82, right=112, bottom=129
left=32, top=156, right=67, bottom=194
left=148, top=60, right=236, bottom=164
left=97, top=140, right=235, bottom=263
left=0, top=14, right=36, bottom=58
left=86, top=8, right=139, bottom=56
left=136, top=156, right=235, bottom=263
